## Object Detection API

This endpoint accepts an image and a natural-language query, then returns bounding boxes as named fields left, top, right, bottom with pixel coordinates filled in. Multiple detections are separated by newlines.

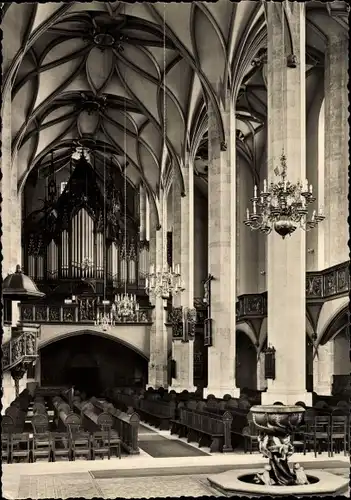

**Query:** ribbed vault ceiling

left=2, top=1, right=349, bottom=201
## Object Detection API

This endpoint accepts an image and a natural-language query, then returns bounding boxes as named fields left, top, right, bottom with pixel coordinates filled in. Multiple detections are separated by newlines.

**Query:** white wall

left=38, top=324, right=151, bottom=359
left=236, top=155, right=259, bottom=295
left=305, top=85, right=324, bottom=271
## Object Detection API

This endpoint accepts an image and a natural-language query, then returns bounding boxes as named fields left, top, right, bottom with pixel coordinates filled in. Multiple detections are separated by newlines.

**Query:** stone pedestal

left=147, top=194, right=168, bottom=389
left=324, top=30, right=348, bottom=267
left=204, top=88, right=239, bottom=399
left=170, top=163, right=196, bottom=393
left=262, top=3, right=312, bottom=407
left=313, top=342, right=334, bottom=396
left=171, top=339, right=196, bottom=393
left=257, top=352, right=268, bottom=391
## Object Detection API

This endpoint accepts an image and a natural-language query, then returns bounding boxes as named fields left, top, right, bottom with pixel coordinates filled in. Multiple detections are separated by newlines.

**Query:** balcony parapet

left=305, top=261, right=349, bottom=302
left=193, top=261, right=350, bottom=320
left=18, top=303, right=152, bottom=325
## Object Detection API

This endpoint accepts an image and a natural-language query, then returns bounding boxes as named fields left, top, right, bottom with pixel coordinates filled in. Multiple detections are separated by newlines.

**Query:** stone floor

left=4, top=453, right=349, bottom=499
left=15, top=472, right=222, bottom=499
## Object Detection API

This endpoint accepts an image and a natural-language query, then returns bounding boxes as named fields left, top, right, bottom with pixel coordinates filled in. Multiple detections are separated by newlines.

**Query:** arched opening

left=235, top=330, right=257, bottom=391
left=40, top=333, right=148, bottom=396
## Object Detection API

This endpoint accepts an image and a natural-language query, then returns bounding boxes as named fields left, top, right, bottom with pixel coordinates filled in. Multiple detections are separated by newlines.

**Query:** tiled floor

left=4, top=454, right=349, bottom=499
left=16, top=473, right=223, bottom=499
left=12, top=466, right=351, bottom=499
left=3, top=421, right=350, bottom=499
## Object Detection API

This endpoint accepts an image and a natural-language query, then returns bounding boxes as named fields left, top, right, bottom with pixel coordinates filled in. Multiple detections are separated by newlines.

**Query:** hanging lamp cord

left=163, top=2, right=167, bottom=274
left=103, top=145, right=107, bottom=308
left=123, top=2, right=128, bottom=300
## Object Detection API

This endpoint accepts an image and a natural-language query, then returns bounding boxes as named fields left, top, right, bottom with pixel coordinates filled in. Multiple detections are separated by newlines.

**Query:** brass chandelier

left=146, top=264, right=184, bottom=300
left=244, top=153, right=325, bottom=239
left=145, top=6, right=184, bottom=301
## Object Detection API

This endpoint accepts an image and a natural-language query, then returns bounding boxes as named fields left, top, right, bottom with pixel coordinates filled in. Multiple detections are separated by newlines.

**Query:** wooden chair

left=98, top=412, right=121, bottom=458
left=303, top=416, right=331, bottom=457
left=2, top=433, right=11, bottom=464
left=51, top=432, right=72, bottom=462
left=2, top=415, right=15, bottom=435
left=31, top=413, right=49, bottom=434
left=32, top=432, right=52, bottom=462
left=330, top=416, right=347, bottom=456
left=11, top=433, right=31, bottom=463
left=243, top=415, right=259, bottom=454
left=66, top=413, right=82, bottom=434
left=70, top=431, right=91, bottom=461
left=91, top=431, right=111, bottom=460
left=32, top=402, right=47, bottom=415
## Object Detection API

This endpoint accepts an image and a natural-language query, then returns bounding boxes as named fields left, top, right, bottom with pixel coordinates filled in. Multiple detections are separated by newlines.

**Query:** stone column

left=262, top=2, right=312, bottom=406
left=139, top=183, right=147, bottom=241
left=204, top=88, right=239, bottom=399
left=1, top=91, right=22, bottom=278
left=313, top=342, right=334, bottom=396
left=170, top=162, right=196, bottom=393
left=147, top=192, right=168, bottom=389
left=324, top=29, right=348, bottom=267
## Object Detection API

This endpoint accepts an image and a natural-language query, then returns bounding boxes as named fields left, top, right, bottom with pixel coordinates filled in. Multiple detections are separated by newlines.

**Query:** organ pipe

left=47, top=240, right=58, bottom=279
left=26, top=203, right=143, bottom=286
left=61, top=230, right=69, bottom=277
left=37, top=256, right=44, bottom=280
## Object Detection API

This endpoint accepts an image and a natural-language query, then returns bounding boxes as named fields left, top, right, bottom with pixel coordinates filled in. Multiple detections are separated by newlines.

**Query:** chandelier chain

left=111, top=0, right=140, bottom=322
left=244, top=5, right=325, bottom=239
left=144, top=3, right=184, bottom=300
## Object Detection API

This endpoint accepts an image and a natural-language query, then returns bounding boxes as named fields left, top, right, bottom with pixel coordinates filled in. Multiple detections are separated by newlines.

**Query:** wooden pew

left=171, top=407, right=233, bottom=453
left=90, top=398, right=140, bottom=455
left=137, top=399, right=176, bottom=430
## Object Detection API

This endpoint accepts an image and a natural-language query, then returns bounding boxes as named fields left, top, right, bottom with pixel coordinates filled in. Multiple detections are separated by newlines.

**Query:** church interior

left=1, top=1, right=350, bottom=498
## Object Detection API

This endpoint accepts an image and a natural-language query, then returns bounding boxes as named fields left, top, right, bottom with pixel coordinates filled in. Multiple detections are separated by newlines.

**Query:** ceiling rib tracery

left=3, top=1, right=342, bottom=208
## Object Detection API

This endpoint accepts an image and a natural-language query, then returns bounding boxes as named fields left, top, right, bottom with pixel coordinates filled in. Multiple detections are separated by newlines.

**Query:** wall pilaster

left=147, top=195, right=168, bottom=389
left=324, top=30, right=349, bottom=267
left=170, top=163, right=196, bottom=393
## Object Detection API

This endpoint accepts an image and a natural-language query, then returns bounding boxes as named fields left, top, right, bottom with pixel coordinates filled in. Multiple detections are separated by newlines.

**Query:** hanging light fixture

left=114, top=21, right=140, bottom=321
left=244, top=3, right=325, bottom=239
left=95, top=147, right=114, bottom=331
left=244, top=152, right=325, bottom=238
left=145, top=4, right=184, bottom=300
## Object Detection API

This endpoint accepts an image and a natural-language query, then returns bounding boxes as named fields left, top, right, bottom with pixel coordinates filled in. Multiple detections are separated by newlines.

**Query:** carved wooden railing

left=18, top=303, right=152, bottom=324
left=194, top=261, right=350, bottom=320
left=305, top=261, right=350, bottom=302
left=236, top=292, right=267, bottom=320
left=2, top=330, right=38, bottom=371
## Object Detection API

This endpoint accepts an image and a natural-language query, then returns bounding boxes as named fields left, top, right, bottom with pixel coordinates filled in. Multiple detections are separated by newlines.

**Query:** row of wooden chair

left=302, top=414, right=350, bottom=457
left=242, top=412, right=350, bottom=457
left=2, top=429, right=121, bottom=463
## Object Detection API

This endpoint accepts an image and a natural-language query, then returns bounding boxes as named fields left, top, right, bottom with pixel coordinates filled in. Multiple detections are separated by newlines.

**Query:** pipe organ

left=23, top=153, right=149, bottom=292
